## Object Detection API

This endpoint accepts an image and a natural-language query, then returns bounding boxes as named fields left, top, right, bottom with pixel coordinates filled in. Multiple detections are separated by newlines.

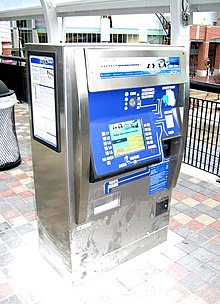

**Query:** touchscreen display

left=109, top=119, right=145, bottom=157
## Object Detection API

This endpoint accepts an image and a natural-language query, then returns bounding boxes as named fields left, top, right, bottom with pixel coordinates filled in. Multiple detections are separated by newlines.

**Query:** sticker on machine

left=149, top=160, right=169, bottom=195
left=99, top=57, right=180, bottom=79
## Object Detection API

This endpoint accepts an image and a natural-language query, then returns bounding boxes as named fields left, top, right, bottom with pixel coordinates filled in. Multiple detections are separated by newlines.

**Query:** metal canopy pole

left=170, top=0, right=190, bottom=49
left=40, top=0, right=59, bottom=43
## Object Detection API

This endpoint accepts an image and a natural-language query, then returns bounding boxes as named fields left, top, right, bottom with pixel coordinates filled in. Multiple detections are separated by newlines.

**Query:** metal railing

left=0, top=54, right=26, bottom=64
left=184, top=90, right=220, bottom=176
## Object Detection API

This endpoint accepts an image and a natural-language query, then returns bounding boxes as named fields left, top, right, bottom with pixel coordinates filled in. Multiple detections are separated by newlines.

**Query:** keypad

left=102, top=131, right=114, bottom=161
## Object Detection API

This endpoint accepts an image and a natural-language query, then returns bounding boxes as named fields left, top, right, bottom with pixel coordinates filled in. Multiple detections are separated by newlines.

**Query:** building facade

left=190, top=24, right=220, bottom=76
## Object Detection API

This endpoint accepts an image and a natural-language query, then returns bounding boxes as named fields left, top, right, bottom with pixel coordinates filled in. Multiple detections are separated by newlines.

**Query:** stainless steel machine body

left=26, top=43, right=188, bottom=284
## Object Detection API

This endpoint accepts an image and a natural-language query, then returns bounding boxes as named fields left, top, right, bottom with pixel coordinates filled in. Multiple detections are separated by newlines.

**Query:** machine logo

left=40, top=57, right=54, bottom=66
left=146, top=59, right=167, bottom=74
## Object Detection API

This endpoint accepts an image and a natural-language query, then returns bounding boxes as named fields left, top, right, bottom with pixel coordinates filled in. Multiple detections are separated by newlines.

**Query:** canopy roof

left=0, top=0, right=220, bottom=21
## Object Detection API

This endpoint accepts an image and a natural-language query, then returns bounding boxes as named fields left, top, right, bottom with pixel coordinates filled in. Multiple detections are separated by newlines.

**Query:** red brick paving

left=186, top=220, right=205, bottom=231
left=191, top=193, right=208, bottom=202
left=0, top=283, right=13, bottom=300
left=213, top=235, right=220, bottom=244
left=163, top=263, right=189, bottom=281
left=3, top=209, right=21, bottom=220
left=167, top=283, right=191, bottom=303
left=19, top=191, right=34, bottom=198
left=0, top=172, right=12, bottom=180
left=209, top=220, right=220, bottom=232
left=16, top=173, right=29, bottom=180
left=169, top=219, right=183, bottom=231
left=23, top=212, right=37, bottom=222
left=212, top=193, right=220, bottom=202
left=172, top=191, right=187, bottom=201
left=188, top=177, right=201, bottom=184
left=196, top=284, right=220, bottom=304
left=7, top=181, right=22, bottom=188
left=0, top=189, right=16, bottom=197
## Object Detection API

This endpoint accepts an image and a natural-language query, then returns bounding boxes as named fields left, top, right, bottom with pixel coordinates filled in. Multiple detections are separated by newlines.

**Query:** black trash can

left=0, top=80, right=21, bottom=171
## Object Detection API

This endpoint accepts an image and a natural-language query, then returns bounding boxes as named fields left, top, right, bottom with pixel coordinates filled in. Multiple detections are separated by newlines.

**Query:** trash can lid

left=0, top=80, right=14, bottom=98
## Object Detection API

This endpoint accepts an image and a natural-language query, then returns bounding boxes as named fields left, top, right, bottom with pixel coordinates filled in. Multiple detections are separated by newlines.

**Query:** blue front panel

left=89, top=84, right=180, bottom=179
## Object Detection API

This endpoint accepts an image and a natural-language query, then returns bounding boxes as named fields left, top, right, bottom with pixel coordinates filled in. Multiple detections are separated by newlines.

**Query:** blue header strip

left=100, top=68, right=180, bottom=78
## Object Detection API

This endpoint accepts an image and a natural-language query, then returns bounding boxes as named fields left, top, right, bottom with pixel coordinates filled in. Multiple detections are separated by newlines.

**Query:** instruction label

left=149, top=161, right=169, bottom=195
left=29, top=54, right=60, bottom=152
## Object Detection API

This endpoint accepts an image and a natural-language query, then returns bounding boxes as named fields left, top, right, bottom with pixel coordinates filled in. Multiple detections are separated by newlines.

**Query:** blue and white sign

left=149, top=160, right=169, bottom=195
left=100, top=57, right=180, bottom=79
left=29, top=55, right=58, bottom=149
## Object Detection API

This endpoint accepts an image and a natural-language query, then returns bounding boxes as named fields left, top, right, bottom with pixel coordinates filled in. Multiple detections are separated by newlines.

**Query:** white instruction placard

left=29, top=54, right=59, bottom=150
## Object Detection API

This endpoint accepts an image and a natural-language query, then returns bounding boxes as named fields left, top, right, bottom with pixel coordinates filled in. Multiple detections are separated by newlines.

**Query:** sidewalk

left=190, top=75, right=220, bottom=102
left=0, top=103, right=219, bottom=304
left=190, top=75, right=218, bottom=84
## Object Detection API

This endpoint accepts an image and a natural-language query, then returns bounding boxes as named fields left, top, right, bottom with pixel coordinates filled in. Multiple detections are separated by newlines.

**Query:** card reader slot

left=162, top=136, right=182, bottom=159
left=162, top=139, right=172, bottom=158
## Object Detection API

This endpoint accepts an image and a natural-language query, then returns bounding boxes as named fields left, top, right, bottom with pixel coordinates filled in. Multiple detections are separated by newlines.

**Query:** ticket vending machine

left=26, top=44, right=188, bottom=284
